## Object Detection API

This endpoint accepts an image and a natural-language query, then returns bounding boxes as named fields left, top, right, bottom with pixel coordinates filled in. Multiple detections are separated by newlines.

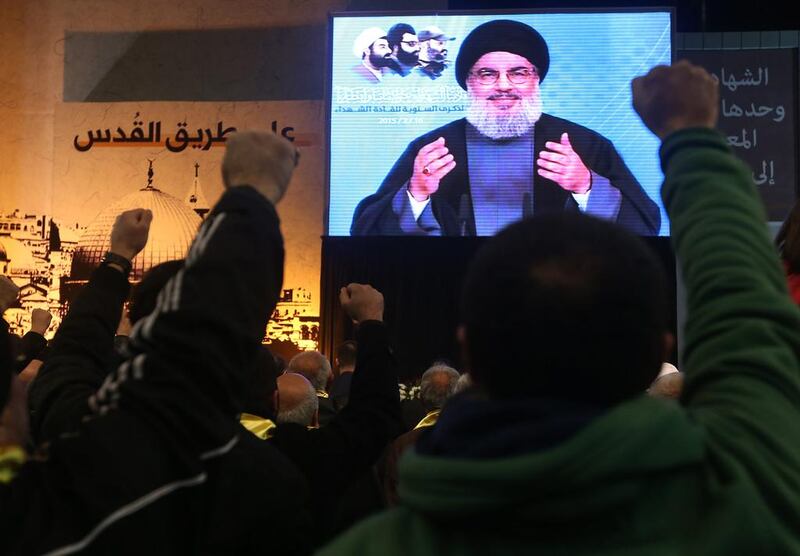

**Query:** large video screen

left=328, top=10, right=672, bottom=237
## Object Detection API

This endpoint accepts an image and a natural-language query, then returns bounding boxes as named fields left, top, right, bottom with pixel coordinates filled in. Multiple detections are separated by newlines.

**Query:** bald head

left=420, top=364, right=460, bottom=411
left=287, top=351, right=331, bottom=392
left=276, top=373, right=319, bottom=427
left=649, top=372, right=683, bottom=400
left=222, top=131, right=296, bottom=200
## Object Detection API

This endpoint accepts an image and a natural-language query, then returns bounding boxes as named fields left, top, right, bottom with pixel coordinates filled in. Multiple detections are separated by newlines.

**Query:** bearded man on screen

left=351, top=19, right=660, bottom=237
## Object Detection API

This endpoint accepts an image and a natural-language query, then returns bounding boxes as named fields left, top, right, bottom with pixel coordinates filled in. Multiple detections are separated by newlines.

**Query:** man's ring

left=422, top=166, right=431, bottom=176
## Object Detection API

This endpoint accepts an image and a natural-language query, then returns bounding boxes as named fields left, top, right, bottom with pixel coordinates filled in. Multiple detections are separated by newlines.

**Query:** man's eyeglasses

left=401, top=40, right=419, bottom=47
left=471, top=67, right=537, bottom=85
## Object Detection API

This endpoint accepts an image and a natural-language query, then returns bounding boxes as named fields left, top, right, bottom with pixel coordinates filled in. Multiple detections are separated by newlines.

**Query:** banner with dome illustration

left=1, top=100, right=324, bottom=361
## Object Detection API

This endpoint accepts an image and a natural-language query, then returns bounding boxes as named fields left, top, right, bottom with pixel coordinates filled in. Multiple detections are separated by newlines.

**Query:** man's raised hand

left=339, top=283, right=384, bottom=324
left=221, top=131, right=297, bottom=206
left=30, top=309, right=52, bottom=335
left=110, top=208, right=153, bottom=262
left=632, top=60, right=719, bottom=139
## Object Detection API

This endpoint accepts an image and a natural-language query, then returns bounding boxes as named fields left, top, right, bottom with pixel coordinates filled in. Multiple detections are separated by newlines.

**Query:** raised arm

left=633, top=61, right=800, bottom=519
left=28, top=209, right=151, bottom=443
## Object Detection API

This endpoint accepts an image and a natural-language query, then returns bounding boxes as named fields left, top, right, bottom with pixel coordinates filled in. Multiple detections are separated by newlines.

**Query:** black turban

left=455, top=19, right=550, bottom=90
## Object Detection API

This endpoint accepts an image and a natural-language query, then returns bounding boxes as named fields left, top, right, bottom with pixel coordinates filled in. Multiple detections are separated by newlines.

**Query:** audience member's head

left=276, top=372, right=319, bottom=427
left=221, top=131, right=297, bottom=204
left=241, top=346, right=281, bottom=420
left=128, top=259, right=185, bottom=324
left=649, top=364, right=683, bottom=400
left=648, top=372, right=683, bottom=400
left=453, top=372, right=473, bottom=395
left=335, top=340, right=358, bottom=374
left=461, top=213, right=669, bottom=406
left=287, top=351, right=331, bottom=392
left=657, top=362, right=679, bottom=377
left=776, top=198, right=800, bottom=273
left=419, top=363, right=460, bottom=412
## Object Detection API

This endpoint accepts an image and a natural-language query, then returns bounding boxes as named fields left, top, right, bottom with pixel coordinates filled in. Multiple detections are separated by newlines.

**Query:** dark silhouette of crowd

left=2, top=60, right=800, bottom=555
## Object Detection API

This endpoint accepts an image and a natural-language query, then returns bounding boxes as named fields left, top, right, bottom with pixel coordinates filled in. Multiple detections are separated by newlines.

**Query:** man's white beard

left=466, top=92, right=543, bottom=140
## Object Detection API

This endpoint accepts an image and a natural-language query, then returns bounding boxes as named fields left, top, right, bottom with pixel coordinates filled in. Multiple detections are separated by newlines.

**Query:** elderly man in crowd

left=276, top=373, right=319, bottom=428
left=381, top=363, right=460, bottom=506
left=287, top=350, right=335, bottom=426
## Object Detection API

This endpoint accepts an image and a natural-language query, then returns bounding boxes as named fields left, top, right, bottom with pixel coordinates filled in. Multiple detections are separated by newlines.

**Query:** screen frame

left=324, top=6, right=677, bottom=237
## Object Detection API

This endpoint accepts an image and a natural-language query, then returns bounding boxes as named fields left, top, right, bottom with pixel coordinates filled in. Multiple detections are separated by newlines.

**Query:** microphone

left=523, top=192, right=533, bottom=219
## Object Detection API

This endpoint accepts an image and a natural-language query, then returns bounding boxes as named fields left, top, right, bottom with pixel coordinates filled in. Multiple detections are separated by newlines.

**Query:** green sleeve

left=662, top=128, right=800, bottom=521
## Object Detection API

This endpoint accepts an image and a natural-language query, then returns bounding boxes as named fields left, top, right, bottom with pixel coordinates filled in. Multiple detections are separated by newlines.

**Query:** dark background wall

left=321, top=237, right=677, bottom=382
left=447, top=0, right=799, bottom=33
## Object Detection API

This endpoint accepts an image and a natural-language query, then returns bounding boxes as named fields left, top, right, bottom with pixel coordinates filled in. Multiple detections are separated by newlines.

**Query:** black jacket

left=4, top=186, right=312, bottom=555
left=28, top=265, right=130, bottom=444
left=351, top=115, right=661, bottom=236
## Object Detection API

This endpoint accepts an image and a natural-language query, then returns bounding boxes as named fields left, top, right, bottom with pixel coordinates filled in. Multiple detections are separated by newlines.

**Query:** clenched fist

left=110, top=208, right=153, bottom=261
left=30, top=309, right=52, bottom=335
left=632, top=60, right=719, bottom=139
left=339, top=283, right=384, bottom=324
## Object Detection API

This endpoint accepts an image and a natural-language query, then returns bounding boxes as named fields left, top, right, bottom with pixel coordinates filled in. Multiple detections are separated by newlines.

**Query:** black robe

left=351, top=115, right=661, bottom=236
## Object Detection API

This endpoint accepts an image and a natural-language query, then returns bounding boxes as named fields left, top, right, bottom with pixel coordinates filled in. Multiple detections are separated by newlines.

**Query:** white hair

left=420, top=364, right=460, bottom=410
left=287, top=351, right=331, bottom=392
left=277, top=384, right=319, bottom=427
left=466, top=82, right=543, bottom=140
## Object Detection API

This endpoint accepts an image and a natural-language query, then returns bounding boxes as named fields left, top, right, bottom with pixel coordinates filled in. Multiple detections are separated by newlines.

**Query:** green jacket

left=319, top=129, right=800, bottom=555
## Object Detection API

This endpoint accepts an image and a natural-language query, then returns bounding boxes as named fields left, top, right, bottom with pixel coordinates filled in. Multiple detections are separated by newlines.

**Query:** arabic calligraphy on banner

left=73, top=113, right=297, bottom=152
left=679, top=48, right=798, bottom=220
